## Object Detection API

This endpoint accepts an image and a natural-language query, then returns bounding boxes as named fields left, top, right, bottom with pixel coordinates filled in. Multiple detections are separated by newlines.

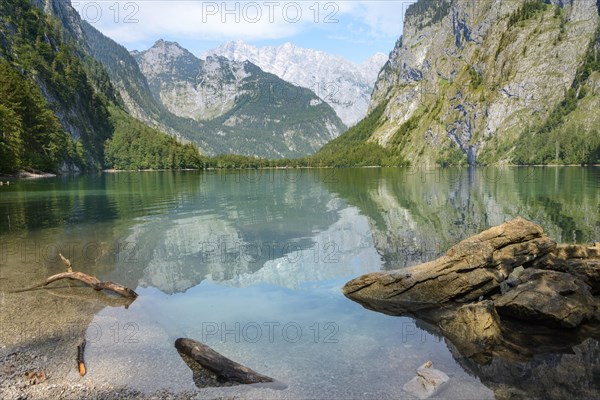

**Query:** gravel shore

left=0, top=255, right=204, bottom=400
left=0, top=346, right=237, bottom=399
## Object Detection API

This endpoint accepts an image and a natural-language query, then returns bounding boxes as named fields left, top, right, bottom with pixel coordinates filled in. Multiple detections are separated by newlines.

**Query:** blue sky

left=72, top=1, right=416, bottom=63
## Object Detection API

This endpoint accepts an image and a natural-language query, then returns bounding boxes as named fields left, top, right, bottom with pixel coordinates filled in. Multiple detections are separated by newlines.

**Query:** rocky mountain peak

left=131, top=40, right=345, bottom=156
left=205, top=40, right=388, bottom=126
left=146, top=39, right=194, bottom=59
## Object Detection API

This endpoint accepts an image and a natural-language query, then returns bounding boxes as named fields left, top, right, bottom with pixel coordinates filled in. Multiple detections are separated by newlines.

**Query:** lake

left=1, top=167, right=599, bottom=399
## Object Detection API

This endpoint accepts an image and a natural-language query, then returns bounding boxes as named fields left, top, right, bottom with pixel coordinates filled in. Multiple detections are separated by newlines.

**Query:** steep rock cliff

left=366, top=0, right=600, bottom=165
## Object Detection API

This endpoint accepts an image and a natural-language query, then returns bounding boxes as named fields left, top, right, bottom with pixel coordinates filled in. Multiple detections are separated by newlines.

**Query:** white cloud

left=72, top=1, right=413, bottom=50
left=336, top=1, right=414, bottom=39
left=74, top=1, right=322, bottom=42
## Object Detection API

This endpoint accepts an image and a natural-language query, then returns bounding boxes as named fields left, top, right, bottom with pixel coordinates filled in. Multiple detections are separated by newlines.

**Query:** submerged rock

left=452, top=337, right=600, bottom=400
left=402, top=361, right=449, bottom=400
left=439, top=301, right=502, bottom=349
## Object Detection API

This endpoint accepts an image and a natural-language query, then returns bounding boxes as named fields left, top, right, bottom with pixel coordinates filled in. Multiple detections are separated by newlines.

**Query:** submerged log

left=175, top=338, right=273, bottom=385
left=11, top=254, right=138, bottom=299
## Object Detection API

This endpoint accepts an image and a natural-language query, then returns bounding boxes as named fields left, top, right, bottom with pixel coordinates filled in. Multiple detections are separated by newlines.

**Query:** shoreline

left=102, top=164, right=600, bottom=173
left=1, top=164, right=598, bottom=180
left=0, top=171, right=57, bottom=180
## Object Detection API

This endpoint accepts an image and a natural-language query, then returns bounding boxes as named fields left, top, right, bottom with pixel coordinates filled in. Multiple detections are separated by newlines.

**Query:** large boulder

left=343, top=217, right=600, bottom=366
left=343, top=217, right=556, bottom=305
left=495, top=269, right=599, bottom=328
left=344, top=218, right=600, bottom=399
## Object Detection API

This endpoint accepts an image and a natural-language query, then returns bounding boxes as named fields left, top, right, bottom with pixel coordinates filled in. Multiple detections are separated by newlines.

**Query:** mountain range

left=0, top=0, right=349, bottom=173
left=2, top=0, right=599, bottom=174
left=129, top=39, right=345, bottom=157
left=80, top=24, right=345, bottom=158
left=204, top=40, right=388, bottom=127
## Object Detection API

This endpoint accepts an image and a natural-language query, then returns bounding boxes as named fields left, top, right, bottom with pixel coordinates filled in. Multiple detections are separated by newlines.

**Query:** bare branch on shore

left=10, top=254, right=138, bottom=300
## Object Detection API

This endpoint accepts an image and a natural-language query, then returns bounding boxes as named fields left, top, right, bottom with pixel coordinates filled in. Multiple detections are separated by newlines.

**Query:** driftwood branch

left=10, top=254, right=138, bottom=299
left=77, top=339, right=87, bottom=377
left=60, top=253, right=73, bottom=272
left=175, top=338, right=273, bottom=385
left=43, top=289, right=135, bottom=308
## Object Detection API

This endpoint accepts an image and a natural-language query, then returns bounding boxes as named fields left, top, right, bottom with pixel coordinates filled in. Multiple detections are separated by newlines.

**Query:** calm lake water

left=1, top=167, right=599, bottom=399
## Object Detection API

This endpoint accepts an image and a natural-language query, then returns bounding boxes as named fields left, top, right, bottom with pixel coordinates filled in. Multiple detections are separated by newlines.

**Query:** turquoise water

left=1, top=167, right=599, bottom=398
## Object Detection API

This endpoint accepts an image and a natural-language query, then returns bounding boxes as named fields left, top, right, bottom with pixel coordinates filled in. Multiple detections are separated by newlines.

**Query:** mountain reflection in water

left=1, top=167, right=598, bottom=398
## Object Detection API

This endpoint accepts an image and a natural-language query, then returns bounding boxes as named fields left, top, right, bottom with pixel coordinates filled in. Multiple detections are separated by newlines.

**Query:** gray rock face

left=495, top=268, right=599, bottom=328
left=365, top=0, right=600, bottom=165
left=134, top=41, right=244, bottom=121
left=132, top=40, right=347, bottom=157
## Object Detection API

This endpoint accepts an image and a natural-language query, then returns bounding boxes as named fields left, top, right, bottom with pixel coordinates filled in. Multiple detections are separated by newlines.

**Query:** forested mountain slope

left=0, top=0, right=201, bottom=173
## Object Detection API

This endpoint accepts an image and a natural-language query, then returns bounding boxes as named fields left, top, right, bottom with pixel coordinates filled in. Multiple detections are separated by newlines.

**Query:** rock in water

left=436, top=300, right=504, bottom=363
left=439, top=301, right=502, bottom=347
left=343, top=217, right=556, bottom=306
left=344, top=217, right=600, bottom=365
left=403, top=361, right=449, bottom=399
left=495, top=269, right=599, bottom=328
left=531, top=244, right=600, bottom=294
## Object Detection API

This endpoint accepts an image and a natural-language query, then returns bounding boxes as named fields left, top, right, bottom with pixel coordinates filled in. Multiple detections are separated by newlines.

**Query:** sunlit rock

left=403, top=361, right=449, bottom=399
